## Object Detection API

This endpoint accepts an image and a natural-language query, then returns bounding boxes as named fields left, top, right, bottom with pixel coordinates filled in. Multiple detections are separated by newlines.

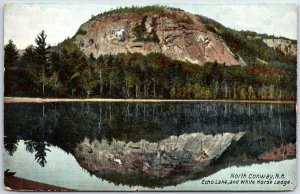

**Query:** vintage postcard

left=3, top=2, right=297, bottom=191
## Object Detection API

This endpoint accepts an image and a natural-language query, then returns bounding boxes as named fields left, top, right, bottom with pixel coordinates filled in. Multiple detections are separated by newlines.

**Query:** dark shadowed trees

left=4, top=37, right=296, bottom=100
left=4, top=40, right=19, bottom=69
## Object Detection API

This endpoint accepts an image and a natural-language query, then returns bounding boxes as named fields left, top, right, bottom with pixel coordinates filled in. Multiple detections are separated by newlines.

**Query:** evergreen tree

left=34, top=30, right=50, bottom=97
left=21, top=45, right=36, bottom=66
left=4, top=40, right=19, bottom=69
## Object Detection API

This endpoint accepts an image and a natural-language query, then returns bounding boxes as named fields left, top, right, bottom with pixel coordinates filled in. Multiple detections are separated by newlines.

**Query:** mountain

left=72, top=6, right=296, bottom=66
left=5, top=6, right=297, bottom=100
left=73, top=6, right=240, bottom=66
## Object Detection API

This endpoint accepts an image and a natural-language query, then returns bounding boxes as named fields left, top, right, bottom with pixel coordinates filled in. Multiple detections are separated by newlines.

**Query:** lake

left=4, top=102, right=296, bottom=191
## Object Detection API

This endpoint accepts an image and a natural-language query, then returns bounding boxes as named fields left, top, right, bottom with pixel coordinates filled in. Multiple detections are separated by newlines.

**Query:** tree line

left=4, top=31, right=296, bottom=100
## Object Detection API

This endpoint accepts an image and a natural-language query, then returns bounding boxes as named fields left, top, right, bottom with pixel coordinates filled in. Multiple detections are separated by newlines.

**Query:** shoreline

left=4, top=176, right=76, bottom=191
left=3, top=97, right=297, bottom=104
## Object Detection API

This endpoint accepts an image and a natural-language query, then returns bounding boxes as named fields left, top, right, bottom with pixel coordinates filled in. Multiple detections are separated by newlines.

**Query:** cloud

left=4, top=3, right=297, bottom=49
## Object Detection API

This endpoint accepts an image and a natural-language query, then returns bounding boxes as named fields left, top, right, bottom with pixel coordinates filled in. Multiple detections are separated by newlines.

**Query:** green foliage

left=47, top=72, right=63, bottom=96
left=4, top=40, right=21, bottom=96
left=4, top=12, right=297, bottom=101
left=4, top=40, right=19, bottom=68
left=34, top=30, right=49, bottom=65
left=4, top=46, right=296, bottom=100
left=34, top=30, right=51, bottom=97
left=20, top=45, right=36, bottom=66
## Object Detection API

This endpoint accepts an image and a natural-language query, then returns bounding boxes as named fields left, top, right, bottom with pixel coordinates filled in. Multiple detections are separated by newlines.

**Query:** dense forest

left=4, top=19, right=296, bottom=100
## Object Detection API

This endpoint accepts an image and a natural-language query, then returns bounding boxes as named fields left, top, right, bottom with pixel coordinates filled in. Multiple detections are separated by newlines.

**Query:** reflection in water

left=4, top=102, right=296, bottom=187
left=74, top=132, right=244, bottom=186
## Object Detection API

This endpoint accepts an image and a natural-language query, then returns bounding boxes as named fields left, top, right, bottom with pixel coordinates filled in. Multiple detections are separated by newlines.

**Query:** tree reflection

left=23, top=140, right=51, bottom=167
left=33, top=141, right=51, bottom=167
left=4, top=103, right=52, bottom=167
left=4, top=102, right=296, bottom=169
left=24, top=140, right=35, bottom=153
left=4, top=138, right=18, bottom=156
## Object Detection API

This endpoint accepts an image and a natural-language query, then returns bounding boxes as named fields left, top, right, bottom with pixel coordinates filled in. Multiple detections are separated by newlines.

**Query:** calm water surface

left=4, top=102, right=296, bottom=190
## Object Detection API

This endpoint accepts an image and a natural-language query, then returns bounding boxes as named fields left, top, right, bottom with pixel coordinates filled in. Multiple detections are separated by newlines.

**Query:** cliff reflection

left=4, top=102, right=296, bottom=187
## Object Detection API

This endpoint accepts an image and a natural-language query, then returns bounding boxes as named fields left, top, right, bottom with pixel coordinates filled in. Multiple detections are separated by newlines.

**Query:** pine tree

left=34, top=30, right=50, bottom=97
left=4, top=40, right=19, bottom=69
left=21, top=45, right=36, bottom=66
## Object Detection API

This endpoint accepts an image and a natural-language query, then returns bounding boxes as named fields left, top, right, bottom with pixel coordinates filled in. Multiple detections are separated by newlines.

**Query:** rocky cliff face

left=73, top=8, right=240, bottom=65
left=74, top=132, right=244, bottom=183
left=263, top=39, right=297, bottom=56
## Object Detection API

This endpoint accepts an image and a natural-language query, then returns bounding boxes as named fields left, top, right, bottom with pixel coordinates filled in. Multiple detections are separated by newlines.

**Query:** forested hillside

left=4, top=6, right=297, bottom=100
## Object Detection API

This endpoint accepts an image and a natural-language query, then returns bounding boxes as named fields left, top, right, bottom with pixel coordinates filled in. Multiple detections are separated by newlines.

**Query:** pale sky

left=4, top=3, right=298, bottom=49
